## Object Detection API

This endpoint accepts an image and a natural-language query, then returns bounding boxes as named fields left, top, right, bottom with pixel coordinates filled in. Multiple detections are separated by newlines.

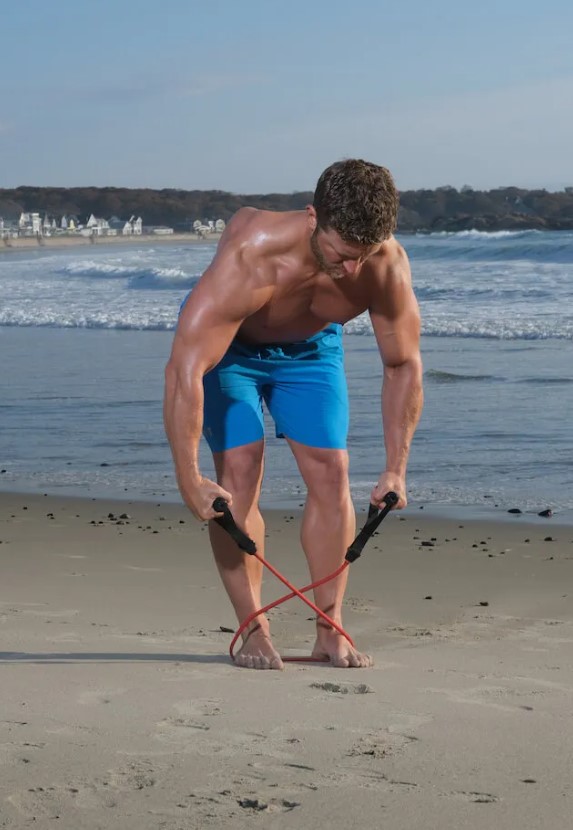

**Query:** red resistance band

left=212, top=492, right=398, bottom=663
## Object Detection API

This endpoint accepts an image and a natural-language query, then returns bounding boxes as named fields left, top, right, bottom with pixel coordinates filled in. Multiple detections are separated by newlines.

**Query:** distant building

left=108, top=215, right=142, bottom=235
left=42, top=214, right=57, bottom=235
left=86, top=214, right=110, bottom=235
left=18, top=212, right=42, bottom=235
left=108, top=216, right=131, bottom=235
left=0, top=217, right=19, bottom=238
left=61, top=215, right=79, bottom=231
left=193, top=218, right=225, bottom=236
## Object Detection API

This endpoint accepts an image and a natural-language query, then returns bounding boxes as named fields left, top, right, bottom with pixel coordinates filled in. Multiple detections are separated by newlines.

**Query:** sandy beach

left=0, top=233, right=221, bottom=254
left=1, top=491, right=572, bottom=828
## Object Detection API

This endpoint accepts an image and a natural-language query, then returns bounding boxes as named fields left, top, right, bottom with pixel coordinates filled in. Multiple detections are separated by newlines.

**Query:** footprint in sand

left=6, top=760, right=160, bottom=821
left=309, top=681, right=374, bottom=695
left=7, top=781, right=117, bottom=819
left=156, top=698, right=223, bottom=743
left=105, top=760, right=157, bottom=791
left=181, top=789, right=301, bottom=817
left=236, top=796, right=300, bottom=812
left=347, top=729, right=418, bottom=760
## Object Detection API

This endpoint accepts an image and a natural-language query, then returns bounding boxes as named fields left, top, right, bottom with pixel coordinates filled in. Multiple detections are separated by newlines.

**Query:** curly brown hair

left=313, top=159, right=399, bottom=244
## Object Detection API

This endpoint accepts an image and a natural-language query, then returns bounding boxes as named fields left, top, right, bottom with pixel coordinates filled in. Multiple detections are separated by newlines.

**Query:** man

left=164, top=159, right=423, bottom=671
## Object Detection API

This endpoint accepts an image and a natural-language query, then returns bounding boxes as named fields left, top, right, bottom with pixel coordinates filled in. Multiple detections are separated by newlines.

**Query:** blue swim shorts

left=202, top=323, right=348, bottom=452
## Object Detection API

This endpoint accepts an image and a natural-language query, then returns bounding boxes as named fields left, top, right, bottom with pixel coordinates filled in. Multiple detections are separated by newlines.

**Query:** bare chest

left=239, top=271, right=371, bottom=343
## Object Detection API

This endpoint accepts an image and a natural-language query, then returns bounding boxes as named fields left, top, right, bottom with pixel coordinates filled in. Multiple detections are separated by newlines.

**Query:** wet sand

left=1, top=491, right=572, bottom=828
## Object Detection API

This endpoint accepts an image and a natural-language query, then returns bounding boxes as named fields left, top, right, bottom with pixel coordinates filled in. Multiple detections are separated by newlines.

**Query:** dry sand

left=0, top=233, right=221, bottom=254
left=1, top=491, right=572, bottom=829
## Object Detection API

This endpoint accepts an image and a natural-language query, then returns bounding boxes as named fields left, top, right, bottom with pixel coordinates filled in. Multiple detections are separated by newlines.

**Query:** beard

left=310, top=229, right=345, bottom=280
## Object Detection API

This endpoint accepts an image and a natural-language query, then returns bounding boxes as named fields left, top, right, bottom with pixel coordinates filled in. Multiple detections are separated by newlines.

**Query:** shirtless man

left=164, top=159, right=423, bottom=670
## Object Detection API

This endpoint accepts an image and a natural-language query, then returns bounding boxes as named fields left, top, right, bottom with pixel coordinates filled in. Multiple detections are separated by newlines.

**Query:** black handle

left=345, top=490, right=398, bottom=563
left=212, top=490, right=398, bottom=563
left=211, top=498, right=257, bottom=554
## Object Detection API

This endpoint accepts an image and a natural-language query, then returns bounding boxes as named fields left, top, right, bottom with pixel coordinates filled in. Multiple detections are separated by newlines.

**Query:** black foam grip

left=211, top=499, right=257, bottom=554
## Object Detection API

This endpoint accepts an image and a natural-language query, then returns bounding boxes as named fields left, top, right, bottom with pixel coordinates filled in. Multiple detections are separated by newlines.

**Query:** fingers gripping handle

left=212, top=498, right=257, bottom=554
left=345, top=490, right=398, bottom=563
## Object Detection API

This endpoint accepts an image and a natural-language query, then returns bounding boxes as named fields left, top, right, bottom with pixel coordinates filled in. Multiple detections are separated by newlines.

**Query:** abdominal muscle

left=237, top=303, right=363, bottom=344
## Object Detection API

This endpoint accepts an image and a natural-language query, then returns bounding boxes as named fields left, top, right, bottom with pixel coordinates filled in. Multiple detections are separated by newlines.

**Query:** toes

left=354, top=652, right=373, bottom=668
left=235, top=648, right=284, bottom=670
left=330, top=650, right=373, bottom=668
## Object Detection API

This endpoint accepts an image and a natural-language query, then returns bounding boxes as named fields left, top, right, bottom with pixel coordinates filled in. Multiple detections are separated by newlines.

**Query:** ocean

left=1, top=230, right=572, bottom=523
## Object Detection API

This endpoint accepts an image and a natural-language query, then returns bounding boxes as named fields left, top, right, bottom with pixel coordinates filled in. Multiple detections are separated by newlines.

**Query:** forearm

left=163, top=365, right=205, bottom=502
left=381, top=357, right=423, bottom=478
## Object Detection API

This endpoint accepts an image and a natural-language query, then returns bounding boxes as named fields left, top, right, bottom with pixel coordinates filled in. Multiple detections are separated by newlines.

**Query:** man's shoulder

left=223, top=208, right=298, bottom=260
left=366, top=236, right=411, bottom=283
left=228, top=207, right=289, bottom=236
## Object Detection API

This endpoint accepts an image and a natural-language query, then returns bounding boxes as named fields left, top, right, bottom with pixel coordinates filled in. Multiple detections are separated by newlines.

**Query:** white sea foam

left=420, top=229, right=540, bottom=239
left=1, top=234, right=572, bottom=340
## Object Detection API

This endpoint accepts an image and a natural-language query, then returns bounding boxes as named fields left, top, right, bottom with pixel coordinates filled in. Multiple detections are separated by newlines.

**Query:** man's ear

left=306, top=205, right=318, bottom=233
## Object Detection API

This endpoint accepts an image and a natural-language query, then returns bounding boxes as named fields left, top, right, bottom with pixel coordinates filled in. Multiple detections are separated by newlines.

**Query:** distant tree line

left=1, top=184, right=572, bottom=232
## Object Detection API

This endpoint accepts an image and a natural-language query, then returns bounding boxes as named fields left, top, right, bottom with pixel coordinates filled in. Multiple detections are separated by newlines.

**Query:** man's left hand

left=371, top=472, right=407, bottom=510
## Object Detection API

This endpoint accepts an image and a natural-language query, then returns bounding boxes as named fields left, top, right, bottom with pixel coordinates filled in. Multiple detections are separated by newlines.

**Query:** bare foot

left=312, top=625, right=373, bottom=668
left=234, top=624, right=284, bottom=670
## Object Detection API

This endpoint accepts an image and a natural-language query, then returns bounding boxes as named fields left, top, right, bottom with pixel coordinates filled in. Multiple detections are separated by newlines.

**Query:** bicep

left=369, top=260, right=421, bottom=368
left=169, top=247, right=271, bottom=380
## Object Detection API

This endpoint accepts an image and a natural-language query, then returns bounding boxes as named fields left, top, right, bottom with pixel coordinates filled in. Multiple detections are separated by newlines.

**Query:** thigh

left=212, top=440, right=265, bottom=500
left=287, top=439, right=350, bottom=493
left=203, top=352, right=265, bottom=452
left=265, top=350, right=349, bottom=450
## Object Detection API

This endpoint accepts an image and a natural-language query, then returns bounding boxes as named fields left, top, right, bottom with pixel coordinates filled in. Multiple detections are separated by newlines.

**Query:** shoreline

left=0, top=232, right=221, bottom=254
left=2, top=489, right=572, bottom=828
left=1, top=483, right=570, bottom=527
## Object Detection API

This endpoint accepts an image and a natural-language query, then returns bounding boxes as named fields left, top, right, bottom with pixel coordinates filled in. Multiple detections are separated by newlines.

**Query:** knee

left=216, top=446, right=263, bottom=501
left=304, top=451, right=350, bottom=502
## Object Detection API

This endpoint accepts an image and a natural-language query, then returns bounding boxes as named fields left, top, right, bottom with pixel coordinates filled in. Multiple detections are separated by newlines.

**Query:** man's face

left=310, top=226, right=381, bottom=280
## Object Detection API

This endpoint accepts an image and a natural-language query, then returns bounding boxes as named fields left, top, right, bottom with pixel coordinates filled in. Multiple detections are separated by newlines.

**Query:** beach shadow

left=0, top=651, right=230, bottom=665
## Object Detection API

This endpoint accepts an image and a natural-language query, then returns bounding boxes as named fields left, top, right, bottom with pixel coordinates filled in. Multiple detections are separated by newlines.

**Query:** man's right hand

left=185, top=476, right=233, bottom=521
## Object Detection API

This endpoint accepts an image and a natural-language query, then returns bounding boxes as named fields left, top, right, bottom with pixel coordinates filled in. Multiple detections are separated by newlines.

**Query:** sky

left=1, top=0, right=572, bottom=193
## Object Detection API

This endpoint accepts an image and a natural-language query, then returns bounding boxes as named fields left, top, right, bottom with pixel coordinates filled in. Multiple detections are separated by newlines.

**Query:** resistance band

left=212, top=491, right=398, bottom=663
